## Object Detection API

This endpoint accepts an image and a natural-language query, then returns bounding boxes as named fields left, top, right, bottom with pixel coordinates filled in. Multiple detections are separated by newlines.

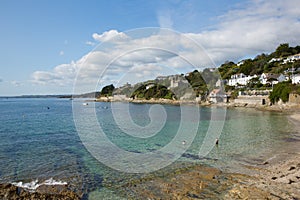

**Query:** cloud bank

left=31, top=0, right=300, bottom=93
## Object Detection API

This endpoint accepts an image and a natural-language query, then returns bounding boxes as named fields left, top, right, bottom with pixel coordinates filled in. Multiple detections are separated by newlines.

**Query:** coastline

left=1, top=100, right=299, bottom=199
left=117, top=111, right=300, bottom=199
left=94, top=97, right=300, bottom=114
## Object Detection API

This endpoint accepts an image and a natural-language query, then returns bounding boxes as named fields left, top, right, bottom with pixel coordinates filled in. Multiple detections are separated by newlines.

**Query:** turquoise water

left=0, top=98, right=296, bottom=198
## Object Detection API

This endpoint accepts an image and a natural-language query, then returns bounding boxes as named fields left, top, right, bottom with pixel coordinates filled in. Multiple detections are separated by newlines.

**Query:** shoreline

left=1, top=101, right=299, bottom=199
left=118, top=111, right=300, bottom=199
left=93, top=97, right=300, bottom=113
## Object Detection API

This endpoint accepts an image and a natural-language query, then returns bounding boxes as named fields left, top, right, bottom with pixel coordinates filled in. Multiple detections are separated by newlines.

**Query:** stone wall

left=234, top=95, right=269, bottom=105
left=289, top=93, right=300, bottom=104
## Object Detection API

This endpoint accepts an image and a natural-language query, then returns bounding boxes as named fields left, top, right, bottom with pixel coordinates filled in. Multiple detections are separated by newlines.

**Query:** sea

left=0, top=98, right=298, bottom=199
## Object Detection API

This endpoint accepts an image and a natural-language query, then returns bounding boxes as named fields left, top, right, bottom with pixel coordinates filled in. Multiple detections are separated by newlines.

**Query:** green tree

left=239, top=59, right=254, bottom=75
left=101, top=84, right=115, bottom=96
left=269, top=82, right=292, bottom=103
left=274, top=43, right=291, bottom=57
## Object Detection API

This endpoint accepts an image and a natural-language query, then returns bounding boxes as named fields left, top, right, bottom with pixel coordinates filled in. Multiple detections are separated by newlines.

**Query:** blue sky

left=0, top=0, right=299, bottom=96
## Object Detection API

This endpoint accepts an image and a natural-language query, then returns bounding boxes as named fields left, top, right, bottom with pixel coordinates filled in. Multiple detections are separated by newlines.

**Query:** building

left=292, top=74, right=300, bottom=84
left=146, top=84, right=155, bottom=90
left=208, top=89, right=229, bottom=103
left=228, top=73, right=257, bottom=86
left=259, top=73, right=288, bottom=85
left=237, top=60, right=244, bottom=66
left=283, top=53, right=300, bottom=64
left=268, top=58, right=282, bottom=63
left=168, top=75, right=189, bottom=89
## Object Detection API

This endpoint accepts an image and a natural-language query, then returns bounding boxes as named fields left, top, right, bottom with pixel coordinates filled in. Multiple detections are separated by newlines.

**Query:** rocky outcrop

left=0, top=183, right=81, bottom=200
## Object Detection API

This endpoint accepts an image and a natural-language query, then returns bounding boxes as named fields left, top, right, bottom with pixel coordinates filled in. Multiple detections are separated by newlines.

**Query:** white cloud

left=157, top=10, right=173, bottom=29
left=85, top=41, right=96, bottom=46
left=31, top=0, right=300, bottom=93
left=92, top=30, right=129, bottom=43
left=11, top=81, right=22, bottom=87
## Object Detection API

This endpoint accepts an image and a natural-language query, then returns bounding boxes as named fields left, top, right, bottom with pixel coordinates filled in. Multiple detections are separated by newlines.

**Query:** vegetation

left=269, top=82, right=292, bottom=103
left=98, top=43, right=300, bottom=103
left=185, top=69, right=220, bottom=97
left=130, top=84, right=175, bottom=100
left=269, top=81, right=300, bottom=103
left=101, top=84, right=115, bottom=96
left=218, top=43, right=300, bottom=80
left=185, top=70, right=207, bottom=97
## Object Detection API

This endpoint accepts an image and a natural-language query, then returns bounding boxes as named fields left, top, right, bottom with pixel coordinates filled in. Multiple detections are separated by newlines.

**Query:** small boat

left=82, top=103, right=88, bottom=106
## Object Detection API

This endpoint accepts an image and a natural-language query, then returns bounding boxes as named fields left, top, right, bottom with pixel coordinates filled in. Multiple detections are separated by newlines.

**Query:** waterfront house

left=208, top=89, right=228, bottom=103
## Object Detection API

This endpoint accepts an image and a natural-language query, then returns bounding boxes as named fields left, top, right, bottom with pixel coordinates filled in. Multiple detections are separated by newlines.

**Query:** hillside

left=219, top=43, right=300, bottom=79
left=99, top=43, right=300, bottom=102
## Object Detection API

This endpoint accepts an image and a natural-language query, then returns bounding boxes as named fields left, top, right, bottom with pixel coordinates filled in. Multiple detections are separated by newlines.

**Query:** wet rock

left=0, top=183, right=81, bottom=200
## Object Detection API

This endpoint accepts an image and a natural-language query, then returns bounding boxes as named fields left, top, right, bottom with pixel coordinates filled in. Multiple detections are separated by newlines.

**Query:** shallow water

left=0, top=98, right=296, bottom=198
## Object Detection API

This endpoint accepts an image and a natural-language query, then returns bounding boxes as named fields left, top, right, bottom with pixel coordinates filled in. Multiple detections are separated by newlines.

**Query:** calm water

left=0, top=98, right=296, bottom=198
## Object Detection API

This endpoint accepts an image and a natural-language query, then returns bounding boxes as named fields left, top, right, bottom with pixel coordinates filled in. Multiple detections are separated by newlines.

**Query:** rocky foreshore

left=109, top=111, right=300, bottom=199
left=0, top=183, right=81, bottom=200
left=116, top=155, right=300, bottom=199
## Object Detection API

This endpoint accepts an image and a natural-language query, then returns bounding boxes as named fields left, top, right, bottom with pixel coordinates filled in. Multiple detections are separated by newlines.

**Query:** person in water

left=215, top=138, right=219, bottom=146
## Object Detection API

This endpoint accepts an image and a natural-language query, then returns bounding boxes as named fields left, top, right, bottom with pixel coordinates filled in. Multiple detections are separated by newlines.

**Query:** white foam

left=12, top=178, right=67, bottom=191
left=12, top=179, right=40, bottom=191
left=43, top=177, right=67, bottom=186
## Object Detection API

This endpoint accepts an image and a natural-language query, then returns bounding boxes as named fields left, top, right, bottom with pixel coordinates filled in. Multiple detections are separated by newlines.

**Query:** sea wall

left=234, top=95, right=269, bottom=106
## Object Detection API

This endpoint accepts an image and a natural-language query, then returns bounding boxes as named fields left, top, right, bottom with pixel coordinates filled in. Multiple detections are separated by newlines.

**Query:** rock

left=0, top=183, right=81, bottom=200
left=289, top=166, right=296, bottom=171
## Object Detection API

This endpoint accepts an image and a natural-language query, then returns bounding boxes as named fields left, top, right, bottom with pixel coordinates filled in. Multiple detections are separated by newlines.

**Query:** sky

left=0, top=0, right=300, bottom=96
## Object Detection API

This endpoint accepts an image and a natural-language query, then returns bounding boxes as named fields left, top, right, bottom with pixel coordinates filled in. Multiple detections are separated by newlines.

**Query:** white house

left=146, top=84, right=155, bottom=90
left=268, top=58, right=282, bottom=63
left=283, top=53, right=300, bottom=64
left=292, top=74, right=300, bottom=84
left=259, top=73, right=269, bottom=85
left=208, top=89, right=228, bottom=103
left=228, top=73, right=257, bottom=86
left=237, top=61, right=244, bottom=66
left=259, top=73, right=287, bottom=85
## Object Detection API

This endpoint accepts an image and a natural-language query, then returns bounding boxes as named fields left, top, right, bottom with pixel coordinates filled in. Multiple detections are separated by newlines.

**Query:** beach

left=116, top=111, right=300, bottom=199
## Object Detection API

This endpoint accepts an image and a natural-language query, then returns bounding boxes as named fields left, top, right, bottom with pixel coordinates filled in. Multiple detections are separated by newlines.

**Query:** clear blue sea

left=0, top=98, right=297, bottom=198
